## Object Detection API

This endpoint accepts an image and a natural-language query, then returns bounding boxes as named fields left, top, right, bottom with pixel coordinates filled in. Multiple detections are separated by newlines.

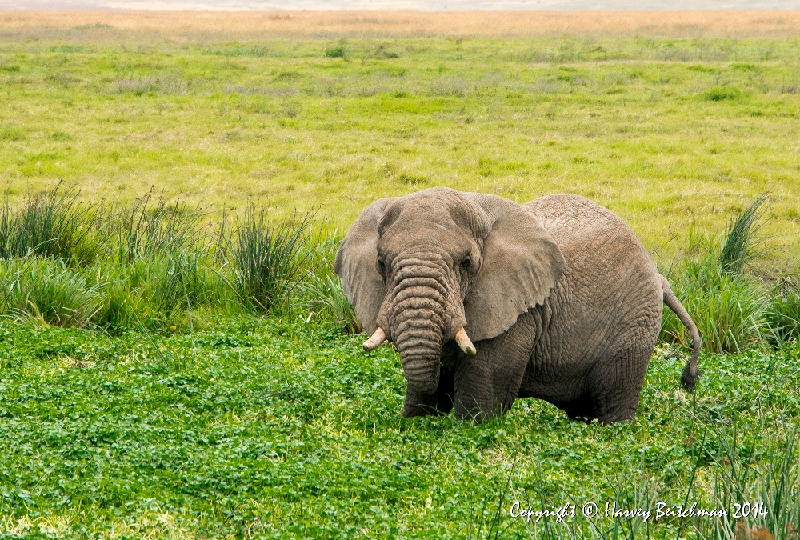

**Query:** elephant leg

left=554, top=396, right=595, bottom=423
left=452, top=345, right=527, bottom=422
left=588, top=348, right=651, bottom=424
left=433, top=367, right=455, bottom=414
left=452, top=359, right=492, bottom=422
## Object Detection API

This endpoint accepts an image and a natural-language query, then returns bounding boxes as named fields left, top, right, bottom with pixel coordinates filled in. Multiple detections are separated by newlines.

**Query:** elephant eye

left=460, top=256, right=471, bottom=270
left=376, top=258, right=387, bottom=276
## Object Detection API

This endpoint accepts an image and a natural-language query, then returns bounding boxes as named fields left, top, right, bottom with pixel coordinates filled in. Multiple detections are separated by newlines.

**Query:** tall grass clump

left=695, top=423, right=800, bottom=540
left=91, top=253, right=225, bottom=331
left=662, top=254, right=769, bottom=354
left=111, top=193, right=203, bottom=264
left=91, top=195, right=229, bottom=330
left=224, top=204, right=309, bottom=314
left=662, top=196, right=771, bottom=353
left=718, top=194, right=769, bottom=275
left=768, top=278, right=800, bottom=344
left=296, top=230, right=360, bottom=332
left=0, top=186, right=100, bottom=263
left=0, top=258, right=102, bottom=328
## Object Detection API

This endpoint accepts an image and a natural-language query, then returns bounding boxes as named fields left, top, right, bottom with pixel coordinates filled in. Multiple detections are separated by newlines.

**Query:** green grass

left=661, top=196, right=775, bottom=354
left=0, top=258, right=102, bottom=328
left=1, top=36, right=799, bottom=269
left=0, top=191, right=796, bottom=538
left=0, top=186, right=99, bottom=263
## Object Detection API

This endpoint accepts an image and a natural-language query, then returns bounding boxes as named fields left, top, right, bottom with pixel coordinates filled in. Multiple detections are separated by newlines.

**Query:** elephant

left=334, top=187, right=700, bottom=423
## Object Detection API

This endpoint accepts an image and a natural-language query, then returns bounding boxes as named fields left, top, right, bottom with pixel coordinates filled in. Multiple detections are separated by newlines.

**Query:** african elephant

left=334, top=187, right=700, bottom=423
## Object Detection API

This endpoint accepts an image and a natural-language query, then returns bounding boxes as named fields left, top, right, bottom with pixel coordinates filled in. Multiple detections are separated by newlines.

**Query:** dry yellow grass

left=2, top=9, right=800, bottom=39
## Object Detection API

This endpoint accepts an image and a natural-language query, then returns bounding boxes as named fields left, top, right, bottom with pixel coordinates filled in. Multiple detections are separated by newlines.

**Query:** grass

left=0, top=258, right=102, bottom=328
left=768, top=278, right=800, bottom=344
left=0, top=192, right=795, bottom=540
left=0, top=186, right=98, bottom=263
left=225, top=205, right=309, bottom=314
left=1, top=30, right=799, bottom=270
left=662, top=254, right=770, bottom=354
left=297, top=229, right=360, bottom=332
left=0, top=186, right=354, bottom=333
left=719, top=193, right=769, bottom=275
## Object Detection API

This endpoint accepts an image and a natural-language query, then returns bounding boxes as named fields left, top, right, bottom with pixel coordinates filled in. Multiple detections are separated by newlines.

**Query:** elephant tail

left=660, top=275, right=701, bottom=393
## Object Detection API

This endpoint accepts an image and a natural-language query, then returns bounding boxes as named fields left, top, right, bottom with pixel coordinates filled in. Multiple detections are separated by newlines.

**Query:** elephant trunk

left=386, top=260, right=453, bottom=395
left=392, top=294, right=445, bottom=395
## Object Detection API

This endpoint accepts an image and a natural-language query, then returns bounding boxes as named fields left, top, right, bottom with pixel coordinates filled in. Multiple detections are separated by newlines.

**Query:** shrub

left=703, top=85, right=747, bottom=102
left=0, top=258, right=102, bottom=328
left=324, top=41, right=347, bottom=58
left=225, top=205, right=309, bottom=314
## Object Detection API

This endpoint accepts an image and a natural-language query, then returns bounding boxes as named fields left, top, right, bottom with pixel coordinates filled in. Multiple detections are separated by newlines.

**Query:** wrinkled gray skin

left=334, top=188, right=700, bottom=423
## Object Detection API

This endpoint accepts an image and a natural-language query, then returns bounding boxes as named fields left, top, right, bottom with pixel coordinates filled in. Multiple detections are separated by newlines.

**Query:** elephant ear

left=462, top=193, right=565, bottom=342
left=334, top=198, right=397, bottom=335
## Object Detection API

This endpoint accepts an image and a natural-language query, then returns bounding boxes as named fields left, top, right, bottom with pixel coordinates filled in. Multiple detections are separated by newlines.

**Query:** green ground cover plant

left=0, top=319, right=798, bottom=538
left=0, top=191, right=797, bottom=540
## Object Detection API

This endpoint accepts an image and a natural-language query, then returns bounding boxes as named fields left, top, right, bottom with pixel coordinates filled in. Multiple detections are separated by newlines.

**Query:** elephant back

left=523, top=195, right=653, bottom=274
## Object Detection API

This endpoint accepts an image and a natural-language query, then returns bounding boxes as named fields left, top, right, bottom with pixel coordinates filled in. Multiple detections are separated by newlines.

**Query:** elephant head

left=334, top=187, right=564, bottom=398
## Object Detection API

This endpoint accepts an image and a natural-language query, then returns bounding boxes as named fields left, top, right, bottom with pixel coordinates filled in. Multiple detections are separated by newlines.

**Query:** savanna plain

left=1, top=11, right=800, bottom=539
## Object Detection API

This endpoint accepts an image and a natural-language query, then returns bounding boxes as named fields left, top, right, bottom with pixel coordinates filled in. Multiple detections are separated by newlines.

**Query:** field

left=1, top=11, right=800, bottom=539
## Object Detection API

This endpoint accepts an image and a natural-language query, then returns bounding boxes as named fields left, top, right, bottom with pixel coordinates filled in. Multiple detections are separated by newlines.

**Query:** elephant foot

left=453, top=395, right=509, bottom=423
left=557, top=396, right=637, bottom=424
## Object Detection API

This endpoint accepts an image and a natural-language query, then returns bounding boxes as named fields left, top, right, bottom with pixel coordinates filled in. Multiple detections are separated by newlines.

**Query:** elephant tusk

left=455, top=328, right=477, bottom=356
left=363, top=327, right=386, bottom=351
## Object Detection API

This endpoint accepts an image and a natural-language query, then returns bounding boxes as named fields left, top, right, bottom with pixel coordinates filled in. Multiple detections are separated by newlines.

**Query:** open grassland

left=1, top=15, right=800, bottom=539
left=1, top=22, right=799, bottom=270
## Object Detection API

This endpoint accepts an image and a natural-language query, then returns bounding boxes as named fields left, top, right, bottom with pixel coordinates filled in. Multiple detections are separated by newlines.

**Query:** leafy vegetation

left=0, top=319, right=798, bottom=538
left=0, top=190, right=795, bottom=539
